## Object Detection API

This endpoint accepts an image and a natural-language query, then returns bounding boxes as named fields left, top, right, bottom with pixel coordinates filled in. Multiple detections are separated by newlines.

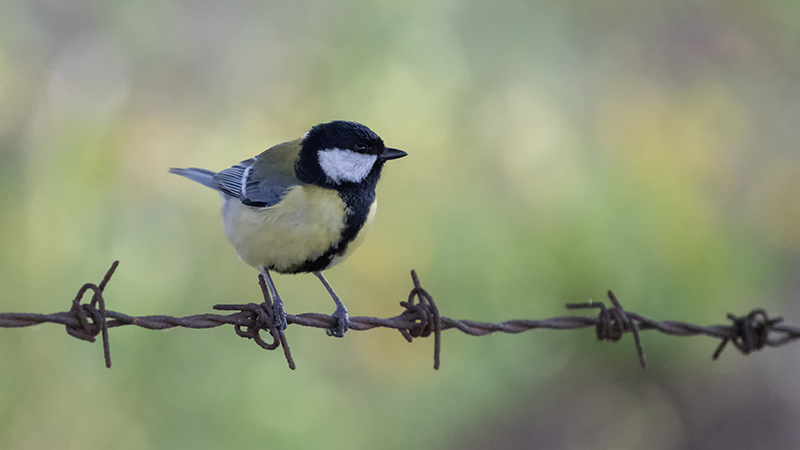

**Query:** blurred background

left=1, top=0, right=800, bottom=449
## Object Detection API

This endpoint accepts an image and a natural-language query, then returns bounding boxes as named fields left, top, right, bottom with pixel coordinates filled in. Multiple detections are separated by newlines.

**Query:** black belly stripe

left=272, top=179, right=378, bottom=274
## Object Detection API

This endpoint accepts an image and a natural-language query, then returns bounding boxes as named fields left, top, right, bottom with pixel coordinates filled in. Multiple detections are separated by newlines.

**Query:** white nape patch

left=318, top=148, right=377, bottom=184
left=241, top=164, right=253, bottom=197
left=302, top=131, right=310, bottom=140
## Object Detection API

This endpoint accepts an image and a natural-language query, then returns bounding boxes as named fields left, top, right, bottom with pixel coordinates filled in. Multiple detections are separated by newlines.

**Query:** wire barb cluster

left=566, top=291, right=646, bottom=368
left=1, top=261, right=799, bottom=370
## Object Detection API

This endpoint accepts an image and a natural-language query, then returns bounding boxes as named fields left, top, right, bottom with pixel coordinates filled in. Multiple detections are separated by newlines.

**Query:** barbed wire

left=2, top=261, right=799, bottom=370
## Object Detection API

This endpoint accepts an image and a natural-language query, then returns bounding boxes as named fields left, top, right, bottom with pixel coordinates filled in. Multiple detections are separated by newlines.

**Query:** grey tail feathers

left=169, top=167, right=218, bottom=190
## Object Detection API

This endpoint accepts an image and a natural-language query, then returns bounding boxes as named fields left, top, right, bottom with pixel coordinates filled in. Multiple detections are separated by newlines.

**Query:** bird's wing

left=213, top=140, right=302, bottom=207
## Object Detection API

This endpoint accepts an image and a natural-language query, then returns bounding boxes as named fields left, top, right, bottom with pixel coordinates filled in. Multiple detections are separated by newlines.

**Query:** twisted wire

left=2, top=261, right=798, bottom=370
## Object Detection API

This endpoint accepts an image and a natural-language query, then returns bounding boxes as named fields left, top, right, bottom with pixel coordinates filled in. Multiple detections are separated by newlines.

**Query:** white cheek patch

left=318, top=148, right=377, bottom=184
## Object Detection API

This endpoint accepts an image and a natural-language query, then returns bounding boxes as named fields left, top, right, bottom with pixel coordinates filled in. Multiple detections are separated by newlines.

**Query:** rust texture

left=2, top=261, right=798, bottom=370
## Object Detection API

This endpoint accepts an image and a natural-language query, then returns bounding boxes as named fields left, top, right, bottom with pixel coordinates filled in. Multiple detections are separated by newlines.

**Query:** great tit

left=170, top=120, right=407, bottom=337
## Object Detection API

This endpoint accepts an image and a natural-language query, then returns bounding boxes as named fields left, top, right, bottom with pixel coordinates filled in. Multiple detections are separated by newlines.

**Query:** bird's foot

left=326, top=305, right=349, bottom=338
left=271, top=297, right=288, bottom=332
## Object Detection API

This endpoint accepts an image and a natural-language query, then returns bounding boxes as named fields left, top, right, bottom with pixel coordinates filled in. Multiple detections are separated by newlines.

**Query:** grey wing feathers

left=213, top=158, right=255, bottom=199
left=171, top=157, right=297, bottom=208
left=243, top=175, right=297, bottom=206
left=168, top=167, right=218, bottom=189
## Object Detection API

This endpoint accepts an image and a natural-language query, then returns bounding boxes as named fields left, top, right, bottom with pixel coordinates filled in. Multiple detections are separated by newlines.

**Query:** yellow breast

left=221, top=185, right=348, bottom=272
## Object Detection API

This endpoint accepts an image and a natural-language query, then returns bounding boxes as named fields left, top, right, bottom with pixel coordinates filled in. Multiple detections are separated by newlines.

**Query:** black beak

left=379, top=147, right=407, bottom=160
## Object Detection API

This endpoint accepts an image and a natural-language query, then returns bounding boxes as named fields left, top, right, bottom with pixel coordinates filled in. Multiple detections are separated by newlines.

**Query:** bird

left=169, top=121, right=407, bottom=337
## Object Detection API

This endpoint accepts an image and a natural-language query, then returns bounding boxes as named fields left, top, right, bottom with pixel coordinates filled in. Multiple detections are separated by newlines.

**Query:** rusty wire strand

left=2, top=261, right=799, bottom=370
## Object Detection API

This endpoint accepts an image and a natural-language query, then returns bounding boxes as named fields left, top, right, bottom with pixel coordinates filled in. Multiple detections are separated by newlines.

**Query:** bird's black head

left=296, top=121, right=406, bottom=188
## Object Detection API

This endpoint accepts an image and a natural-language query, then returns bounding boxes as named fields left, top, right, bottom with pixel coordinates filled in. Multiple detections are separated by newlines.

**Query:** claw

left=326, top=306, right=349, bottom=338
left=260, top=270, right=287, bottom=331
left=272, top=298, right=288, bottom=331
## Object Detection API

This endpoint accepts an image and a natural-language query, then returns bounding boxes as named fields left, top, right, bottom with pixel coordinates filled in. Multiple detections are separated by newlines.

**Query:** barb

left=566, top=291, right=646, bottom=368
left=212, top=274, right=296, bottom=369
left=2, top=261, right=799, bottom=370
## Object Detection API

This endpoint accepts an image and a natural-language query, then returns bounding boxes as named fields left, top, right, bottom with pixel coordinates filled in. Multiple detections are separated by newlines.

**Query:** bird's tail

left=169, top=167, right=218, bottom=189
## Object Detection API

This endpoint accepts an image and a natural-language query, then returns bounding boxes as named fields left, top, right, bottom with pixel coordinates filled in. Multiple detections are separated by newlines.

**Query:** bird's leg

left=313, top=271, right=349, bottom=337
left=261, top=269, right=287, bottom=331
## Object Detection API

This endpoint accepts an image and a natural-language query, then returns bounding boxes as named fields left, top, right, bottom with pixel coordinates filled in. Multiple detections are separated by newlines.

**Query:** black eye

left=355, top=143, right=367, bottom=151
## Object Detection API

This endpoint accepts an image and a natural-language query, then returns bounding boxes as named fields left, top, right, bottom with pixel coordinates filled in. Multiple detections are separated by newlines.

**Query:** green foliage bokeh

left=1, top=1, right=799, bottom=449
